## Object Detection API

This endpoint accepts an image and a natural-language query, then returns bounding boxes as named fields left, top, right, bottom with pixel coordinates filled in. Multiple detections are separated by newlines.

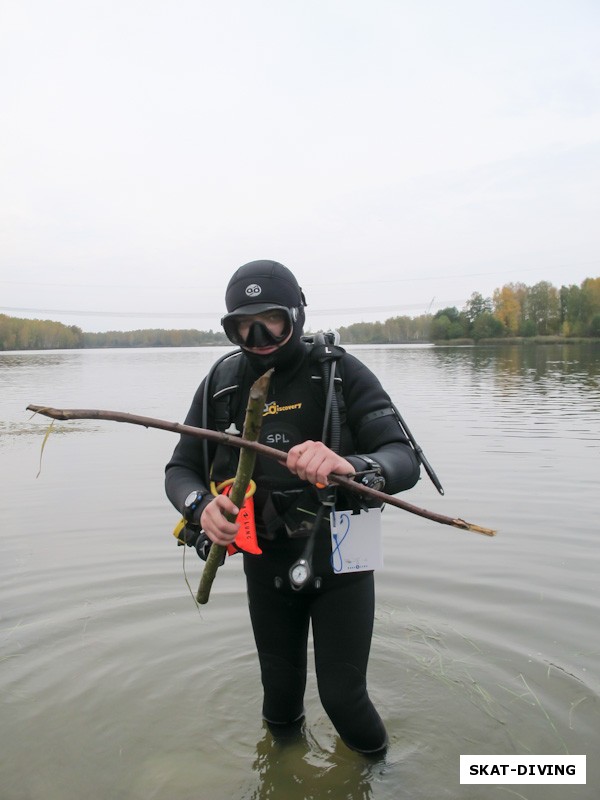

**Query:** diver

left=165, top=259, right=421, bottom=754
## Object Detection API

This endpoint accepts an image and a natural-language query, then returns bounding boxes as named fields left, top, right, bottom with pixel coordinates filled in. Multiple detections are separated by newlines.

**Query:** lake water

left=1, top=343, right=599, bottom=800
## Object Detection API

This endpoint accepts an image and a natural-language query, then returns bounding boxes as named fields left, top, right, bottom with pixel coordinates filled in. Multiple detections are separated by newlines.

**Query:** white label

left=330, top=508, right=382, bottom=574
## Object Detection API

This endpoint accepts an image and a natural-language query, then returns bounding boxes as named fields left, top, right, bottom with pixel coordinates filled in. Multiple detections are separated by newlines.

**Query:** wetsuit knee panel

left=258, top=652, right=307, bottom=725
left=316, top=660, right=367, bottom=713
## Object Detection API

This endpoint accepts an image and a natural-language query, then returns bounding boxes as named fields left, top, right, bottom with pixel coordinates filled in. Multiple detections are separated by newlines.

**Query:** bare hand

left=286, top=440, right=354, bottom=486
left=200, top=494, right=240, bottom=546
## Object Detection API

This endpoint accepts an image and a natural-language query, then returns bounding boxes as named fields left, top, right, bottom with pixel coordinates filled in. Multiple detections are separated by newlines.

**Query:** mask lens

left=222, top=314, right=246, bottom=345
left=222, top=308, right=292, bottom=347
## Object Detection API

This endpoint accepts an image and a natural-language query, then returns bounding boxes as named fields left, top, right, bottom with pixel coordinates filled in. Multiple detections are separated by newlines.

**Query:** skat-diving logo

left=263, top=401, right=302, bottom=416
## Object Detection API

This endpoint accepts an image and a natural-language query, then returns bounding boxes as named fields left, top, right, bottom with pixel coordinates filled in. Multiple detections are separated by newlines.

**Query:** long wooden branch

left=26, top=404, right=496, bottom=536
left=196, top=369, right=272, bottom=604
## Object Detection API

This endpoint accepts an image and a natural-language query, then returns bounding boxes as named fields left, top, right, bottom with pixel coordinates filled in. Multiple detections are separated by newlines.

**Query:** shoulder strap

left=304, top=331, right=346, bottom=451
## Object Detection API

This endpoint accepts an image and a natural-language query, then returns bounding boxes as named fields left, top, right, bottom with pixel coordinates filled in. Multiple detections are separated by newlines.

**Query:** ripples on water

left=1, top=344, right=599, bottom=799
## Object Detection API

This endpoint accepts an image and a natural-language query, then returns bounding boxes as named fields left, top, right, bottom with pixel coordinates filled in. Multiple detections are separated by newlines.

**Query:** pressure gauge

left=289, top=558, right=311, bottom=590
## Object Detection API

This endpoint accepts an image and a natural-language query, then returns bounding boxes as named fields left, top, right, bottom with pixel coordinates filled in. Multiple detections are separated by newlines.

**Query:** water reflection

left=0, top=419, right=98, bottom=442
left=432, top=342, right=600, bottom=392
left=241, top=723, right=378, bottom=800
left=0, top=351, right=80, bottom=368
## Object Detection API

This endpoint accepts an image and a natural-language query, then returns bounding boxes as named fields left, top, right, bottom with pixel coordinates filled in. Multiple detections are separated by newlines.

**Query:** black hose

left=321, top=359, right=340, bottom=453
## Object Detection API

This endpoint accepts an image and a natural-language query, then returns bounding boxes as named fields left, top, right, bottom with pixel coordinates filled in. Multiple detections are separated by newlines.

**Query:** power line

left=1, top=300, right=467, bottom=320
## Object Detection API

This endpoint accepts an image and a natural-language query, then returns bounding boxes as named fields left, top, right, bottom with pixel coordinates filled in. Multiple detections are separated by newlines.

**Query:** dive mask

left=221, top=305, right=297, bottom=347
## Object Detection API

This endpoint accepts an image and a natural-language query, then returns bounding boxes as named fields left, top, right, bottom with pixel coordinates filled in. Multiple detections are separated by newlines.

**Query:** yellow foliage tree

left=492, top=284, right=523, bottom=335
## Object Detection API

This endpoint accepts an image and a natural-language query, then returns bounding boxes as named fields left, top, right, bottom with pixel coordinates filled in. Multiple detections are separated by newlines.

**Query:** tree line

left=0, top=315, right=85, bottom=350
left=0, top=316, right=228, bottom=350
left=429, top=277, right=600, bottom=342
left=2, top=277, right=599, bottom=351
left=340, top=277, right=600, bottom=343
left=82, top=328, right=229, bottom=348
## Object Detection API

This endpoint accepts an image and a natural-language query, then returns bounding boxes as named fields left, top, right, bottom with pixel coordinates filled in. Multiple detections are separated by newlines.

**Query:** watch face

left=185, top=490, right=200, bottom=508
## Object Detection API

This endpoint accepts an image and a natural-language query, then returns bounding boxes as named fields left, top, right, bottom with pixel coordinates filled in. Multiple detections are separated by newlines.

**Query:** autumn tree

left=493, top=283, right=524, bottom=335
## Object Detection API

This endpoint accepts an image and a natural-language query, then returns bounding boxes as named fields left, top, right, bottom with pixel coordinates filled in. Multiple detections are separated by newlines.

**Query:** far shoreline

left=432, top=335, right=600, bottom=346
left=2, top=335, right=600, bottom=354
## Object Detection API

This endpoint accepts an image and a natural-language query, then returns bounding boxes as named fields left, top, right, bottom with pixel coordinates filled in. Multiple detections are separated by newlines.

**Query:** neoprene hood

left=225, top=260, right=307, bottom=315
left=223, top=260, right=307, bottom=371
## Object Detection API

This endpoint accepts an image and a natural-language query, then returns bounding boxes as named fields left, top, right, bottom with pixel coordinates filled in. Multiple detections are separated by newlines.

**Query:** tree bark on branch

left=27, top=403, right=496, bottom=536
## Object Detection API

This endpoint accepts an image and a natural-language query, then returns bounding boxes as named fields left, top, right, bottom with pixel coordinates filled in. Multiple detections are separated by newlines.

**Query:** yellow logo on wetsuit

left=263, top=401, right=302, bottom=416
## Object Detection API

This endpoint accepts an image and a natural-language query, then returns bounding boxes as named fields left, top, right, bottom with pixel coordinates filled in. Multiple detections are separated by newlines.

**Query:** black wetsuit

left=165, top=343, right=420, bottom=753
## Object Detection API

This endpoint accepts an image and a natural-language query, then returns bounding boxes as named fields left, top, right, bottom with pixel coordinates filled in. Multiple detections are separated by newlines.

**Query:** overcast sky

left=1, top=0, right=599, bottom=333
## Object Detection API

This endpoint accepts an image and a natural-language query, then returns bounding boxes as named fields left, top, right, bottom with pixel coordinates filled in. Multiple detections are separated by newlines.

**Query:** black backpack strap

left=305, top=332, right=346, bottom=452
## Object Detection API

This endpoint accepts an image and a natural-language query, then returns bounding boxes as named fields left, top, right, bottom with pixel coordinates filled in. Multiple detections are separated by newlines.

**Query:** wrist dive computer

left=183, top=489, right=207, bottom=522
